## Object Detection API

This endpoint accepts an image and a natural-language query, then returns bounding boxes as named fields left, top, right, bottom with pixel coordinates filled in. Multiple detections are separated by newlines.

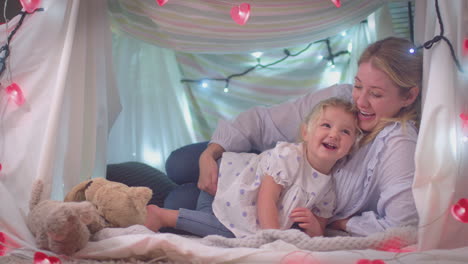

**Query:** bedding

left=69, top=226, right=468, bottom=263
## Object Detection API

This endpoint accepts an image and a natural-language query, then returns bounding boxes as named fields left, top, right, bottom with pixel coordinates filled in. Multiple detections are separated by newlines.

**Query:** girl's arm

left=290, top=208, right=328, bottom=237
left=257, top=175, right=283, bottom=229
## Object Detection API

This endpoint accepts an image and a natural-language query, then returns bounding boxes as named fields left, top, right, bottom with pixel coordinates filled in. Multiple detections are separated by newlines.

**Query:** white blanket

left=9, top=225, right=468, bottom=264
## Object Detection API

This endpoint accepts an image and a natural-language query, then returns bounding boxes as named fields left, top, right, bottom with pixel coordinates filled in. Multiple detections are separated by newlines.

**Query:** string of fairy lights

left=180, top=34, right=352, bottom=93
left=0, top=0, right=467, bottom=263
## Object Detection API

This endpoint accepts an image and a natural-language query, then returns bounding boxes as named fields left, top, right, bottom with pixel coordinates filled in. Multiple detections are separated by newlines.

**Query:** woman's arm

left=210, top=84, right=350, bottom=153
left=257, top=175, right=283, bottom=229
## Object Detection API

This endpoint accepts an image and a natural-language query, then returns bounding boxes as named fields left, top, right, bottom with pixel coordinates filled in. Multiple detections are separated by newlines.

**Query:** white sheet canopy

left=0, top=0, right=467, bottom=261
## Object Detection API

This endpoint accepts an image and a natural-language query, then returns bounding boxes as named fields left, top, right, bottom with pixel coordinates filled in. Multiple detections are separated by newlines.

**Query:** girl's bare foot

left=144, top=205, right=163, bottom=232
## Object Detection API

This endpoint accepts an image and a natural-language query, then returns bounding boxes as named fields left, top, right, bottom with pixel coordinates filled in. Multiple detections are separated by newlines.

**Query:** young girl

left=145, top=97, right=360, bottom=238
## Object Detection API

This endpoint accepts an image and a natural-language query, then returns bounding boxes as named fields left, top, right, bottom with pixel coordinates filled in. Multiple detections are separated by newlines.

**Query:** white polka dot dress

left=212, top=141, right=336, bottom=238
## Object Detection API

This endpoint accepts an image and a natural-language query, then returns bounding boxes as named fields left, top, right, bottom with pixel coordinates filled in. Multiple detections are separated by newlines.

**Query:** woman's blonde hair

left=357, top=37, right=423, bottom=145
left=300, top=97, right=361, bottom=141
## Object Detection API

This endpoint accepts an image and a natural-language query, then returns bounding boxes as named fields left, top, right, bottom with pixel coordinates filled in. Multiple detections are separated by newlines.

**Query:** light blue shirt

left=211, top=84, right=419, bottom=236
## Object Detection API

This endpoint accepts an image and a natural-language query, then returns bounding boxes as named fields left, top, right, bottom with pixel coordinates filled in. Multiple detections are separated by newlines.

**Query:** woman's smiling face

left=352, top=62, right=417, bottom=132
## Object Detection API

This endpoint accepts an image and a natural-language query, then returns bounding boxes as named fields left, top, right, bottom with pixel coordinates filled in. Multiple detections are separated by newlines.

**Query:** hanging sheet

left=108, top=0, right=386, bottom=53
left=0, top=0, right=119, bottom=248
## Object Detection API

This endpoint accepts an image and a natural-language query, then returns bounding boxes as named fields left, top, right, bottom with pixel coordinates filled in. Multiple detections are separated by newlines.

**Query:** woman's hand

left=289, top=208, right=326, bottom=237
left=198, top=143, right=225, bottom=196
left=328, top=218, right=349, bottom=231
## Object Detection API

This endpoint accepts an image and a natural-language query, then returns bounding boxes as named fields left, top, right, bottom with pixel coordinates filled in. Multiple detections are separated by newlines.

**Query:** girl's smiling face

left=302, top=106, right=358, bottom=174
left=352, top=62, right=418, bottom=132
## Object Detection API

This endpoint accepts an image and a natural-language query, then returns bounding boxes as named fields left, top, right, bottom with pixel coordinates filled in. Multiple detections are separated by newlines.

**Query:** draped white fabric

left=108, top=0, right=386, bottom=53
left=106, top=33, right=196, bottom=170
left=0, top=0, right=467, bottom=259
left=413, top=0, right=468, bottom=250
left=0, top=0, right=119, bottom=247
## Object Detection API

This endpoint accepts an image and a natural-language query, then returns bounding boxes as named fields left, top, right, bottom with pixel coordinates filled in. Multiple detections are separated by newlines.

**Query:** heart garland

left=330, top=0, right=341, bottom=8
left=356, top=259, right=386, bottom=264
left=230, top=3, right=251, bottom=25
left=452, top=198, right=468, bottom=223
left=156, top=0, right=168, bottom=7
left=19, top=0, right=42, bottom=13
left=0, top=232, right=5, bottom=256
left=461, top=113, right=468, bottom=129
left=34, top=252, right=61, bottom=264
left=5, top=83, right=26, bottom=106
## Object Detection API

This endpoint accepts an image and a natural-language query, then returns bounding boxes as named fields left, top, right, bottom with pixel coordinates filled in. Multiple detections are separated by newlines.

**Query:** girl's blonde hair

left=357, top=37, right=423, bottom=145
left=300, top=97, right=361, bottom=141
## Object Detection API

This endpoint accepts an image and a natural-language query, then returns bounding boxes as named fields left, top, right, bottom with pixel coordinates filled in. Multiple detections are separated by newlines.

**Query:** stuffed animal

left=27, top=179, right=106, bottom=255
left=64, top=178, right=152, bottom=228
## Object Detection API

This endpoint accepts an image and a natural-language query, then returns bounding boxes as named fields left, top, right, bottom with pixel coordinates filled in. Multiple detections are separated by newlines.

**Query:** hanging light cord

left=417, top=0, right=463, bottom=72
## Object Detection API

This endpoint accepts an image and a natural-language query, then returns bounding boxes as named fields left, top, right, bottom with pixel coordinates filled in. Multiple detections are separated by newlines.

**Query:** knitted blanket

left=200, top=226, right=418, bottom=252
left=93, top=225, right=417, bottom=252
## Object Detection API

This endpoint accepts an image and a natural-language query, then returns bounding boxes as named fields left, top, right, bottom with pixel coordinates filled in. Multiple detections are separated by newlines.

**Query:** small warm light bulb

left=409, top=48, right=415, bottom=54
left=224, top=88, right=229, bottom=93
left=347, top=42, right=353, bottom=53
left=201, top=81, right=208, bottom=88
left=251, top=52, right=263, bottom=58
left=341, top=31, right=347, bottom=37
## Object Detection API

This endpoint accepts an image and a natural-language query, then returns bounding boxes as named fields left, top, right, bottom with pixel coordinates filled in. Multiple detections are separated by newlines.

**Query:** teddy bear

left=27, top=179, right=106, bottom=255
left=64, top=178, right=153, bottom=228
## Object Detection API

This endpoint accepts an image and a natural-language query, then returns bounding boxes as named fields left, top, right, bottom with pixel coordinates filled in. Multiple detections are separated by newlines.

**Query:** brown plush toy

left=27, top=180, right=106, bottom=255
left=64, top=178, right=152, bottom=228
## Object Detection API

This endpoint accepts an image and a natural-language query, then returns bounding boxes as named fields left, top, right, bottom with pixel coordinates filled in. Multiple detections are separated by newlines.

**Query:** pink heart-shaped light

left=330, top=0, right=341, bottom=8
left=34, top=252, right=61, bottom=264
left=463, top=38, right=468, bottom=56
left=5, top=83, right=25, bottom=106
left=156, top=0, right=168, bottom=7
left=231, top=3, right=250, bottom=26
left=452, top=198, right=468, bottom=223
left=356, top=260, right=386, bottom=264
left=461, top=113, right=468, bottom=128
left=19, top=0, right=41, bottom=13
left=0, top=232, right=6, bottom=256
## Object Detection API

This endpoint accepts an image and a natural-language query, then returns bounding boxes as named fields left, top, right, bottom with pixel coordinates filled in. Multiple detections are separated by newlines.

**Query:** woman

left=164, top=36, right=422, bottom=236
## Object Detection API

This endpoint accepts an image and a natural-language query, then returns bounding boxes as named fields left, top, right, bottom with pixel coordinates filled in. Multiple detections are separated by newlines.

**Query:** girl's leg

left=177, top=208, right=235, bottom=238
left=196, top=190, right=215, bottom=214
left=145, top=205, right=234, bottom=238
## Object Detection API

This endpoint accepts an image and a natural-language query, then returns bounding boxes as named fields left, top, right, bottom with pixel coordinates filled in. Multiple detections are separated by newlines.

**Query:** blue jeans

left=175, top=191, right=235, bottom=237
left=163, top=142, right=234, bottom=237
left=164, top=141, right=209, bottom=210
